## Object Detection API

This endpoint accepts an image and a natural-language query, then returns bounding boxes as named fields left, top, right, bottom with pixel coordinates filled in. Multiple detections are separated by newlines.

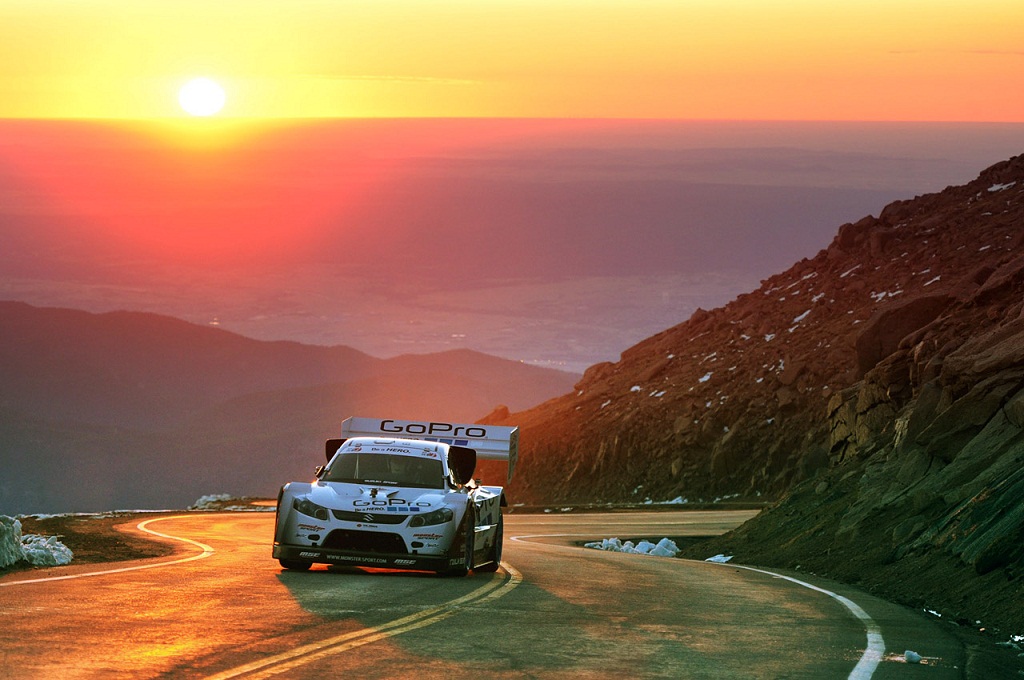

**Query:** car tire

left=442, top=505, right=474, bottom=577
left=278, top=559, right=312, bottom=571
left=475, top=512, right=503, bottom=573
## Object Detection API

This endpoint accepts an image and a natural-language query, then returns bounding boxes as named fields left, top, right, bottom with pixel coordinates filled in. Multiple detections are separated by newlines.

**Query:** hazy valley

left=4, top=119, right=1022, bottom=372
left=0, top=302, right=576, bottom=514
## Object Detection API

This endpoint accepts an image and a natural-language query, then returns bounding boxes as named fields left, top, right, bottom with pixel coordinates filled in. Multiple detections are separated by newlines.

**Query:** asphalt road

left=0, top=511, right=965, bottom=679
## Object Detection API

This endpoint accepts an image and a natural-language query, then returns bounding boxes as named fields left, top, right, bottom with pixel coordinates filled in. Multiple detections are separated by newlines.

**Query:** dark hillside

left=491, top=155, right=1024, bottom=638
left=0, top=302, right=380, bottom=429
left=0, top=304, right=577, bottom=513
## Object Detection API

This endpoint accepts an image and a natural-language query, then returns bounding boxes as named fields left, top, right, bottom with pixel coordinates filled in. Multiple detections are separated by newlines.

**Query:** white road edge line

left=722, top=563, right=885, bottom=680
left=0, top=515, right=215, bottom=587
left=512, top=532, right=885, bottom=680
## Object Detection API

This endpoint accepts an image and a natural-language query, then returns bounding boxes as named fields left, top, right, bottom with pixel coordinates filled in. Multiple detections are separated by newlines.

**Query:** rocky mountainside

left=493, top=155, right=1024, bottom=638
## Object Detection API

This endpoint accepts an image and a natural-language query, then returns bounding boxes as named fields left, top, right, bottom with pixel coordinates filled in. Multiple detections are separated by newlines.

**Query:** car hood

left=307, top=481, right=449, bottom=512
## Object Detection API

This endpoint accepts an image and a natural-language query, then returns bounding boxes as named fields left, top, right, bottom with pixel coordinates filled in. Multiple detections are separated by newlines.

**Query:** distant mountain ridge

left=0, top=301, right=377, bottom=429
left=0, top=302, right=578, bottom=513
left=490, top=154, right=1024, bottom=637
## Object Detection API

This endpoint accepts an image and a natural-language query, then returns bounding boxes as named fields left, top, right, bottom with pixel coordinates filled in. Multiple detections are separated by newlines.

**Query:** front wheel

left=441, top=505, right=474, bottom=577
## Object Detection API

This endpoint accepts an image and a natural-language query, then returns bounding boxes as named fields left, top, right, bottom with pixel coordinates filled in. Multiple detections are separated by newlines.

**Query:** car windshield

left=323, top=453, right=444, bottom=489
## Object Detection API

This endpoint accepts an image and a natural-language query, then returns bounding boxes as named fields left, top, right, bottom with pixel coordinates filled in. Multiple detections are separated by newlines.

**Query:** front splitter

left=273, top=543, right=461, bottom=572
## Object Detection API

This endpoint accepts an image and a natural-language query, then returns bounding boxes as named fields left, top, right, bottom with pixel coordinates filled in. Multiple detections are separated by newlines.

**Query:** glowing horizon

left=1, top=1, right=1022, bottom=123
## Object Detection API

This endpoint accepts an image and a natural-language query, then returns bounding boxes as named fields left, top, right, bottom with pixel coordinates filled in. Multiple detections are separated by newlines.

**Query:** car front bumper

left=273, top=542, right=464, bottom=572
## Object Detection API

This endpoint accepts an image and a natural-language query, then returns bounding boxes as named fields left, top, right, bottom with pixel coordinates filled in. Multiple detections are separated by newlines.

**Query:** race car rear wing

left=339, top=416, right=519, bottom=482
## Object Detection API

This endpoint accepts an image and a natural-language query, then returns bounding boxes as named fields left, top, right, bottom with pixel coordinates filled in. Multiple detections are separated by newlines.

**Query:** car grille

left=323, top=529, right=407, bottom=554
left=332, top=510, right=408, bottom=525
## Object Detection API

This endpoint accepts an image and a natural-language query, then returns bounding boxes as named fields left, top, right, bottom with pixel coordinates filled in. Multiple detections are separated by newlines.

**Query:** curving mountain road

left=0, top=511, right=963, bottom=679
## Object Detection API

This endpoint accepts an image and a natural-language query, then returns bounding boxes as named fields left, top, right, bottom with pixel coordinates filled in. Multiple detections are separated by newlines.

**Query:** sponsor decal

left=297, top=524, right=325, bottom=531
left=366, top=446, right=414, bottom=454
left=328, top=555, right=387, bottom=564
left=299, top=551, right=320, bottom=558
left=423, top=437, right=470, bottom=447
left=354, top=499, right=428, bottom=509
left=380, top=419, right=487, bottom=439
left=393, top=559, right=417, bottom=566
left=413, top=533, right=444, bottom=540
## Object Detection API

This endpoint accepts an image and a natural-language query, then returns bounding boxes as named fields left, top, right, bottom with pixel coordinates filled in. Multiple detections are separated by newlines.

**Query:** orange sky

left=0, top=117, right=635, bottom=263
left=1, top=0, right=1022, bottom=122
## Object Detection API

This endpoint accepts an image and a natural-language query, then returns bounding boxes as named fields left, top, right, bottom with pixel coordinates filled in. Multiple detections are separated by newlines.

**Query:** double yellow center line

left=206, top=563, right=523, bottom=679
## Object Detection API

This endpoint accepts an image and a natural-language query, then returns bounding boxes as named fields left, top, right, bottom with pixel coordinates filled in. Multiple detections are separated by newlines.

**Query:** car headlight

left=293, top=497, right=329, bottom=521
left=408, top=507, right=454, bottom=527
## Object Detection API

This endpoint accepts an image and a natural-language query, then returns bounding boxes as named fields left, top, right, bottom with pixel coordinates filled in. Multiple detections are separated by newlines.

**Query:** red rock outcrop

left=491, top=155, right=1024, bottom=636
left=501, top=156, right=1023, bottom=504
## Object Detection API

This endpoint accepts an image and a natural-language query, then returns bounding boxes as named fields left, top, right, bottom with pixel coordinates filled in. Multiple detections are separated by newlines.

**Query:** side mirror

left=314, top=465, right=325, bottom=478
left=448, top=446, right=477, bottom=486
left=325, top=438, right=346, bottom=462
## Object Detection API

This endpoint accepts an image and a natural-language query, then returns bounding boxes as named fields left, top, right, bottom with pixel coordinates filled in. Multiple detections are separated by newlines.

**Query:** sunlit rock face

left=501, top=154, right=1024, bottom=508
left=494, top=153, right=1024, bottom=634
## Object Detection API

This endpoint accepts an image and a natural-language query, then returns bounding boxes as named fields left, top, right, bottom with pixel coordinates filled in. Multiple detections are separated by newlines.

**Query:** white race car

left=273, top=417, right=518, bottom=576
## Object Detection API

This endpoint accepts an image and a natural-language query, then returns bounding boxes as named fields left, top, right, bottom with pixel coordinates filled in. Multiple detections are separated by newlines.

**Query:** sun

left=178, top=78, right=226, bottom=117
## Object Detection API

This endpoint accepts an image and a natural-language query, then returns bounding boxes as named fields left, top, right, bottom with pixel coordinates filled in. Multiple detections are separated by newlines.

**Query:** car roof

left=339, top=437, right=445, bottom=456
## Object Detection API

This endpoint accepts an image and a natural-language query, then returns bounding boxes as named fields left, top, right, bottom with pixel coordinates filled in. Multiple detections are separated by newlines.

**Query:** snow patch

left=0, top=516, right=24, bottom=568
left=0, top=515, right=74, bottom=568
left=988, top=181, right=1016, bottom=192
left=840, top=264, right=861, bottom=278
left=705, top=554, right=734, bottom=563
left=189, top=493, right=236, bottom=510
left=22, top=534, right=74, bottom=566
left=870, top=289, right=903, bottom=302
left=643, top=496, right=689, bottom=506
left=187, top=495, right=276, bottom=512
left=584, top=537, right=680, bottom=557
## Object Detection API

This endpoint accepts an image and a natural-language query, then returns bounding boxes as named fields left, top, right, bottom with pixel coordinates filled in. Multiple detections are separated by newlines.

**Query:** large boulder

left=854, top=294, right=952, bottom=376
